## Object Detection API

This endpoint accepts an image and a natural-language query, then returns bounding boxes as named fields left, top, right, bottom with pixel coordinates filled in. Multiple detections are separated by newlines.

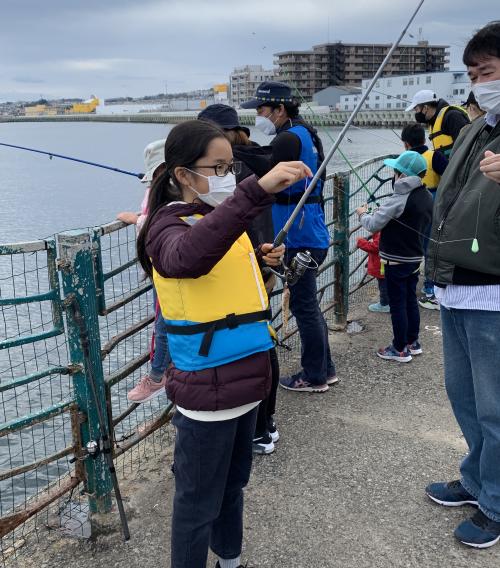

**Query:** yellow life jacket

left=428, top=105, right=468, bottom=155
left=421, top=149, right=440, bottom=191
left=153, top=214, right=273, bottom=371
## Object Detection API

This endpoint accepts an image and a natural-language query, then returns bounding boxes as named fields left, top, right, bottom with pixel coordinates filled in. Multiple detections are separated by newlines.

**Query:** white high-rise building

left=230, top=65, right=276, bottom=107
left=339, top=71, right=470, bottom=112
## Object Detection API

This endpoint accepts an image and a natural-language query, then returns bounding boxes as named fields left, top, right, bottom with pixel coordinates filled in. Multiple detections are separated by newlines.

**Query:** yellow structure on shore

left=70, top=96, right=99, bottom=113
left=23, top=96, right=99, bottom=116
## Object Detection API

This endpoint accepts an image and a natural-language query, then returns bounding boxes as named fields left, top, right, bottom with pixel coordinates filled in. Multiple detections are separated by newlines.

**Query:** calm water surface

left=0, top=122, right=402, bottom=242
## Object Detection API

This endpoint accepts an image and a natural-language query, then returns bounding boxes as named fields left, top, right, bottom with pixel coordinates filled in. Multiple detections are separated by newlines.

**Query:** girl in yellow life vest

left=137, top=120, right=311, bottom=568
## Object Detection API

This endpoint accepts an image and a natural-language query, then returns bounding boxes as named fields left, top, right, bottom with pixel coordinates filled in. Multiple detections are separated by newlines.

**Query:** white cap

left=405, top=90, right=438, bottom=112
left=141, top=139, right=166, bottom=183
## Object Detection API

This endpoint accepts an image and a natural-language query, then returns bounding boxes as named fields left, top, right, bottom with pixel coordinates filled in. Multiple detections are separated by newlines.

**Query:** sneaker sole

left=127, top=387, right=166, bottom=404
left=376, top=352, right=412, bottom=363
left=279, top=383, right=329, bottom=393
left=426, top=493, right=478, bottom=507
left=409, top=349, right=423, bottom=355
left=253, top=443, right=275, bottom=455
left=418, top=302, right=440, bottom=311
left=270, top=431, right=279, bottom=443
left=457, top=535, right=500, bottom=549
left=327, top=376, right=339, bottom=385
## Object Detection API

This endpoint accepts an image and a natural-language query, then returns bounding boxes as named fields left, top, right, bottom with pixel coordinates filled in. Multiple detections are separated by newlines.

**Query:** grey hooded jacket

left=360, top=176, right=433, bottom=263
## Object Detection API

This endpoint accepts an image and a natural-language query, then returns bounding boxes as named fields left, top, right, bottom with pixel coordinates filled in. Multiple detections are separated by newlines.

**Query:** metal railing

left=0, top=154, right=395, bottom=563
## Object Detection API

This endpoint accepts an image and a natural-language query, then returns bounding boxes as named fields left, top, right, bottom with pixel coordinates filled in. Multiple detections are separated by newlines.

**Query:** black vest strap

left=274, top=193, right=322, bottom=205
left=165, top=309, right=271, bottom=357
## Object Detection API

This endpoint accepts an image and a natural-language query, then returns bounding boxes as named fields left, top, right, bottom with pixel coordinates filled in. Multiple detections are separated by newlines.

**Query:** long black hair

left=137, top=120, right=226, bottom=277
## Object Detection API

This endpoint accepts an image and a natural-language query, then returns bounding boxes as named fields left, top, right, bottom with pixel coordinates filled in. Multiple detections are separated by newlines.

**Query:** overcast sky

left=0, top=0, right=496, bottom=102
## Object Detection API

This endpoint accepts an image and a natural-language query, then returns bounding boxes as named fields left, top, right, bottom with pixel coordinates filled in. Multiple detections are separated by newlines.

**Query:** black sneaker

left=215, top=563, right=247, bottom=568
left=418, top=294, right=440, bottom=310
left=252, top=431, right=275, bottom=455
left=268, top=417, right=279, bottom=443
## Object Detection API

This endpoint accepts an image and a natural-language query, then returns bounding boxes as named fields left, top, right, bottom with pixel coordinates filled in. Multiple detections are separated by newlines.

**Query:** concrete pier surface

left=10, top=302, right=500, bottom=568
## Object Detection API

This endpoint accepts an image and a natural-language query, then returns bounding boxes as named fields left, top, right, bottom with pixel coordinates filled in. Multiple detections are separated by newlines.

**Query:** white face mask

left=186, top=169, right=236, bottom=208
left=472, top=79, right=500, bottom=114
left=255, top=114, right=277, bottom=136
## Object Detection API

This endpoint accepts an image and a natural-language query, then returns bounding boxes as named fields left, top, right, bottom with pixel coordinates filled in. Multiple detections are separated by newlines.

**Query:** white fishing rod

left=273, top=0, right=425, bottom=247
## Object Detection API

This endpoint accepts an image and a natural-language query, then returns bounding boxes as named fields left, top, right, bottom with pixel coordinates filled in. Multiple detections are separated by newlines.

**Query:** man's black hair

left=401, top=123, right=426, bottom=148
left=262, top=100, right=301, bottom=119
left=463, top=21, right=500, bottom=66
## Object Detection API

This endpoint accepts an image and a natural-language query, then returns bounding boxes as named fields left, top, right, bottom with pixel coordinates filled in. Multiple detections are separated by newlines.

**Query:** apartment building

left=274, top=41, right=449, bottom=100
left=229, top=65, right=276, bottom=106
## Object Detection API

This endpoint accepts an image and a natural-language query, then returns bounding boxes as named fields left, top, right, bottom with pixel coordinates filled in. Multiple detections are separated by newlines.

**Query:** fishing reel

left=267, top=250, right=317, bottom=286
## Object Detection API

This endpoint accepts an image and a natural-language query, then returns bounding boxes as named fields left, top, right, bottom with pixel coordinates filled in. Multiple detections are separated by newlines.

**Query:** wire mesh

left=94, top=221, right=173, bottom=479
left=0, top=154, right=392, bottom=564
left=0, top=242, right=78, bottom=565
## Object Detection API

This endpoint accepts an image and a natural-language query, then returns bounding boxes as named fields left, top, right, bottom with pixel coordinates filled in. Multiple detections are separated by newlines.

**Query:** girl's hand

left=258, top=161, right=313, bottom=194
left=260, top=243, right=285, bottom=267
left=117, top=211, right=139, bottom=225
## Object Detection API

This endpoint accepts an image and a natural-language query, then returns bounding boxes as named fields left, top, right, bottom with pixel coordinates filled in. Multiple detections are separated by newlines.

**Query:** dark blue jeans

left=286, top=248, right=335, bottom=385
left=171, top=408, right=257, bottom=567
left=441, top=307, right=500, bottom=522
left=384, top=262, right=420, bottom=352
left=377, top=277, right=389, bottom=306
left=151, top=288, right=171, bottom=378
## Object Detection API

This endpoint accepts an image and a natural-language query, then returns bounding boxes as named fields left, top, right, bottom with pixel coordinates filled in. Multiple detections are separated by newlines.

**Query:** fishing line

left=279, top=50, right=482, bottom=253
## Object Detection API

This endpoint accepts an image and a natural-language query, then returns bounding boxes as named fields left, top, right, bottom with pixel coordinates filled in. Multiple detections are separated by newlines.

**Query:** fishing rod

left=273, top=0, right=425, bottom=248
left=0, top=142, right=144, bottom=179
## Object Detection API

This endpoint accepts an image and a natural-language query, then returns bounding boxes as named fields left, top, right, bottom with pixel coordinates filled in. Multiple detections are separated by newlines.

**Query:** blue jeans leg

left=377, top=278, right=389, bottom=306
left=286, top=248, right=334, bottom=384
left=151, top=288, right=171, bottom=377
left=440, top=307, right=500, bottom=522
left=384, top=263, right=420, bottom=351
left=170, top=408, right=257, bottom=567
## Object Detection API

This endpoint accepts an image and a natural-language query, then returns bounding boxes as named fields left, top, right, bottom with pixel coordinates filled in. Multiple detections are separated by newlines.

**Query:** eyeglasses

left=192, top=161, right=242, bottom=177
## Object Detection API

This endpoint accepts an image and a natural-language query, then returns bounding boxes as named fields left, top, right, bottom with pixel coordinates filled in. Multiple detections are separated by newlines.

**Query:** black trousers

left=255, top=347, right=279, bottom=437
left=385, top=262, right=420, bottom=351
left=171, top=408, right=257, bottom=568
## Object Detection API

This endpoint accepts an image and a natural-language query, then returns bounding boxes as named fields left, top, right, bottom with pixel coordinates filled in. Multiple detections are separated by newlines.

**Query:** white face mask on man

left=185, top=169, right=237, bottom=208
left=472, top=79, right=500, bottom=114
left=255, top=113, right=277, bottom=136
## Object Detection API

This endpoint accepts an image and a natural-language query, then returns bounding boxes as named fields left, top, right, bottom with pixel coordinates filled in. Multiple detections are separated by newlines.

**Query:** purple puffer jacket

left=146, top=175, right=275, bottom=411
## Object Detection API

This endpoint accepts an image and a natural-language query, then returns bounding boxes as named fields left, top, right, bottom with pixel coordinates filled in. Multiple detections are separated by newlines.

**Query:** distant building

left=229, top=65, right=276, bottom=107
left=274, top=41, right=449, bottom=100
left=313, top=85, right=361, bottom=109
left=339, top=71, right=469, bottom=111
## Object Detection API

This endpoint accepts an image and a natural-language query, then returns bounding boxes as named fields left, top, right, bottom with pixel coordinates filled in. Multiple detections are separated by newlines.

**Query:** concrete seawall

left=1, top=109, right=412, bottom=128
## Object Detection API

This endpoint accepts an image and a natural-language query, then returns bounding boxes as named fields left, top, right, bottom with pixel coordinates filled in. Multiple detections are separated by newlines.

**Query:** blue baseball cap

left=240, top=81, right=295, bottom=109
left=198, top=104, right=250, bottom=136
left=383, top=151, right=427, bottom=177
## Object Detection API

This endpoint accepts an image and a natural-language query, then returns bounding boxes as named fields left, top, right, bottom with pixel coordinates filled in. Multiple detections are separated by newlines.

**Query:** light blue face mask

left=186, top=169, right=236, bottom=208
left=472, top=79, right=500, bottom=114
left=255, top=113, right=277, bottom=135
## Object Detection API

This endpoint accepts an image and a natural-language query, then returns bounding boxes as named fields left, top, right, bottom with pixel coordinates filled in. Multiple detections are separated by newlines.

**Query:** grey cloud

left=0, top=0, right=497, bottom=101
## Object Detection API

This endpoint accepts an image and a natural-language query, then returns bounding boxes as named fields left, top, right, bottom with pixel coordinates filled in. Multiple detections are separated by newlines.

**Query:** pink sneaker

left=127, top=374, right=167, bottom=403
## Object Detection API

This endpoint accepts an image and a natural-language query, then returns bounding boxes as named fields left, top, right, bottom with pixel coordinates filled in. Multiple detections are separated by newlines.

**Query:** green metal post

left=333, top=173, right=350, bottom=328
left=58, top=230, right=113, bottom=513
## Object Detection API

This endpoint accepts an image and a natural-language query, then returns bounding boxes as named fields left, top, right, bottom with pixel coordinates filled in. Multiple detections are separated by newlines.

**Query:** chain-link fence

left=0, top=154, right=394, bottom=564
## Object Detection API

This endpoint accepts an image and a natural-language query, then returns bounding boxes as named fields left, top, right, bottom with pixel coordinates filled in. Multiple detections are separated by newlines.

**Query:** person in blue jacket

left=242, top=81, right=337, bottom=393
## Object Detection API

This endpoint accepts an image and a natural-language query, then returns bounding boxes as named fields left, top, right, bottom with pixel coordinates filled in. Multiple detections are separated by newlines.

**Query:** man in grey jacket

left=356, top=151, right=433, bottom=363
left=424, top=21, right=500, bottom=549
